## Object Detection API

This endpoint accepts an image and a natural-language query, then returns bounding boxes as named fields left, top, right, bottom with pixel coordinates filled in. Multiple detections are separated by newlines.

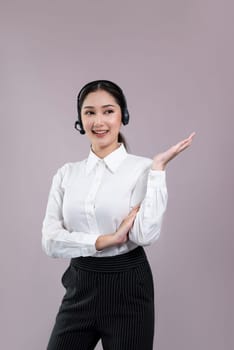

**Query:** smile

left=92, top=130, right=109, bottom=135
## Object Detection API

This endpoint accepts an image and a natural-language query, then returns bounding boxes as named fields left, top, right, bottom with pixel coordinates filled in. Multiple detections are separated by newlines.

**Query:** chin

left=93, top=138, right=118, bottom=149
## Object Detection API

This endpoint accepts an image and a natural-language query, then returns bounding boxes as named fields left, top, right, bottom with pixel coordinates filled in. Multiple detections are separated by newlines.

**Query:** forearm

left=129, top=169, right=168, bottom=245
left=42, top=224, right=101, bottom=258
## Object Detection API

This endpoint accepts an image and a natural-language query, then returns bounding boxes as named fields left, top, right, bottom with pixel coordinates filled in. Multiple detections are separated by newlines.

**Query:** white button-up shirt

left=42, top=143, right=168, bottom=258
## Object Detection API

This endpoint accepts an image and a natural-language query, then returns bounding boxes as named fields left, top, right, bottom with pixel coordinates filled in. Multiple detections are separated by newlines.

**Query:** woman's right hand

left=114, top=205, right=140, bottom=244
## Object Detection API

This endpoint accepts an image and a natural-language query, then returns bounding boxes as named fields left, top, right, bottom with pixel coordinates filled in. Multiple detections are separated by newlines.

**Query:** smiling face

left=81, top=89, right=122, bottom=158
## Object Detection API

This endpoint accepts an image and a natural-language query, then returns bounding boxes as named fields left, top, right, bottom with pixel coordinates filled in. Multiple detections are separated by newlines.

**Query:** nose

left=94, top=112, right=105, bottom=125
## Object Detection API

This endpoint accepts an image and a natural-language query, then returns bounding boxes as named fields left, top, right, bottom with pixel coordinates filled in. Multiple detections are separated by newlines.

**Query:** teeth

left=93, top=130, right=108, bottom=134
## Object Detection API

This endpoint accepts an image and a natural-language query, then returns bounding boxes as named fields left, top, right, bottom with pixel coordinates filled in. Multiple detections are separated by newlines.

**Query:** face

left=81, top=89, right=122, bottom=156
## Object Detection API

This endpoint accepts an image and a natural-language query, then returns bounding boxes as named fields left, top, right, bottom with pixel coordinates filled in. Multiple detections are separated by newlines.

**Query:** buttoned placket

left=85, top=159, right=106, bottom=234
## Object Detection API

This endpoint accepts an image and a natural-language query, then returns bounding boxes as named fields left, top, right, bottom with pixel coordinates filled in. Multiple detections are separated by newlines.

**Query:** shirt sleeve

left=128, top=168, right=168, bottom=246
left=41, top=164, right=101, bottom=258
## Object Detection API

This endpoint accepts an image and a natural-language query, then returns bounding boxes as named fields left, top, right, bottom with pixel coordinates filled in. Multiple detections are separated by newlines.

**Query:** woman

left=42, top=80, right=195, bottom=350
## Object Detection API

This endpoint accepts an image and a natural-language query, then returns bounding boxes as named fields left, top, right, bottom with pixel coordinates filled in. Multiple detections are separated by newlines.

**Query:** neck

left=91, top=142, right=121, bottom=159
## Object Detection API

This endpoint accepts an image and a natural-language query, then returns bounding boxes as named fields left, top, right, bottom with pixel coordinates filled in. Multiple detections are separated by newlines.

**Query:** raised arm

left=128, top=131, right=196, bottom=245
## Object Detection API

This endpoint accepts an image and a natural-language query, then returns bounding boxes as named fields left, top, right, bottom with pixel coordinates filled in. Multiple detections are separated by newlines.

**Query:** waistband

left=70, top=246, right=147, bottom=272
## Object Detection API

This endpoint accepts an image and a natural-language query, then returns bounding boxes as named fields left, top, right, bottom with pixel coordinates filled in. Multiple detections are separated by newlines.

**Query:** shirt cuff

left=71, top=232, right=103, bottom=256
left=147, top=169, right=166, bottom=188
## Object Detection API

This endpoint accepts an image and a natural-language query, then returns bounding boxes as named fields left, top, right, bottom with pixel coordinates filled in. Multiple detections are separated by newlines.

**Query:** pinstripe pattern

left=47, top=247, right=155, bottom=350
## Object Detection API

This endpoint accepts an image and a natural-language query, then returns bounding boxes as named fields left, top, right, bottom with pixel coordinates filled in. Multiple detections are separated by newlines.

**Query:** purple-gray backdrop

left=1, top=0, right=233, bottom=349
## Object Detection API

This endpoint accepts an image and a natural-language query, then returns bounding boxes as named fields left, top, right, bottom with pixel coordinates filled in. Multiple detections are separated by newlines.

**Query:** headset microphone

left=74, top=120, right=85, bottom=134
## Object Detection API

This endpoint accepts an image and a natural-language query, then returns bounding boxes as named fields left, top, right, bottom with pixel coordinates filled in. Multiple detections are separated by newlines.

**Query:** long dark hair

left=77, top=80, right=129, bottom=150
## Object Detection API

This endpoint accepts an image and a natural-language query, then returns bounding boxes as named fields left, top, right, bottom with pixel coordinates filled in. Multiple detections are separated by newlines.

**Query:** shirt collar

left=85, top=143, right=128, bottom=175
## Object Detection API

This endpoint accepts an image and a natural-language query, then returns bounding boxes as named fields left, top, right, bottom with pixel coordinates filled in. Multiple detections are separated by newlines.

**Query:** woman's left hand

left=152, top=132, right=196, bottom=170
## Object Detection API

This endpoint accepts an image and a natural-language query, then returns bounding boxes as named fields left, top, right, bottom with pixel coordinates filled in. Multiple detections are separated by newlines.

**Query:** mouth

left=92, top=130, right=109, bottom=135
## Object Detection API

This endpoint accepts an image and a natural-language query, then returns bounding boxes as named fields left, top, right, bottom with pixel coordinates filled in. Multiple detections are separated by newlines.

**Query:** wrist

left=151, top=162, right=166, bottom=171
left=113, top=230, right=124, bottom=244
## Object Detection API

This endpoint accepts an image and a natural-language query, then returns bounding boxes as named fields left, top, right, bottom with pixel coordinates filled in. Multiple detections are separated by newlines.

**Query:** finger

left=179, top=140, right=193, bottom=152
left=180, top=132, right=196, bottom=145
left=129, top=210, right=140, bottom=220
left=129, top=210, right=139, bottom=218
left=180, top=135, right=194, bottom=148
left=130, top=205, right=141, bottom=212
left=188, top=131, right=196, bottom=139
left=184, top=132, right=196, bottom=143
left=133, top=203, right=141, bottom=209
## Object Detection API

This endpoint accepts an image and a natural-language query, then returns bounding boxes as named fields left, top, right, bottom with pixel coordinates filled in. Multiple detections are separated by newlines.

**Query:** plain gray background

left=1, top=0, right=233, bottom=349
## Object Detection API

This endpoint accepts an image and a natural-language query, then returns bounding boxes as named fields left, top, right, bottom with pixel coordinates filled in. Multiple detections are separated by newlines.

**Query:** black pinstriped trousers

left=47, top=246, right=155, bottom=350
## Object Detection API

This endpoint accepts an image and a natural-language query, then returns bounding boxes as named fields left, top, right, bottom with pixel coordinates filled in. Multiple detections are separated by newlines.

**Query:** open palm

left=152, top=132, right=196, bottom=169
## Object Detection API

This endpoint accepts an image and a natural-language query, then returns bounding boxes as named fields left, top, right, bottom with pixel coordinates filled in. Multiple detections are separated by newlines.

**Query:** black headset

left=74, top=80, right=130, bottom=135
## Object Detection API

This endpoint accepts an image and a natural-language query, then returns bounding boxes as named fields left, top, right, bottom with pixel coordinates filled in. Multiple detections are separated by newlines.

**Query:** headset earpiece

left=122, top=108, right=129, bottom=125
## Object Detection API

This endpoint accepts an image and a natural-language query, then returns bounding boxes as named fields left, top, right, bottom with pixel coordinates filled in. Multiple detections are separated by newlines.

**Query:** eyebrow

left=83, top=104, right=116, bottom=109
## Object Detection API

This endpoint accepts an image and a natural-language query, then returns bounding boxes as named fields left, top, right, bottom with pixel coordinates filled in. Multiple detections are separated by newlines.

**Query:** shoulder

left=57, top=159, right=86, bottom=172
left=125, top=153, right=152, bottom=170
left=121, top=153, right=153, bottom=180
left=53, top=158, right=87, bottom=181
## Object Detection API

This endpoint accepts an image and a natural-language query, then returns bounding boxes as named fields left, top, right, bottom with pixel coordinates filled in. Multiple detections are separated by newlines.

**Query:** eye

left=104, top=109, right=114, bottom=114
left=84, top=111, right=94, bottom=115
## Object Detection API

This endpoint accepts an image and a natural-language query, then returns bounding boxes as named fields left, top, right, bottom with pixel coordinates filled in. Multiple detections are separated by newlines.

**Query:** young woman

left=42, top=80, right=195, bottom=350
